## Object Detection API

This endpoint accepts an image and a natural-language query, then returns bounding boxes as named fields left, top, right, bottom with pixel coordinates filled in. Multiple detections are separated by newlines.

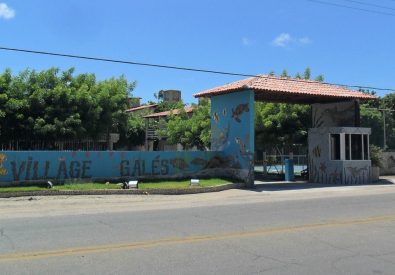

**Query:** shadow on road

left=248, top=178, right=394, bottom=192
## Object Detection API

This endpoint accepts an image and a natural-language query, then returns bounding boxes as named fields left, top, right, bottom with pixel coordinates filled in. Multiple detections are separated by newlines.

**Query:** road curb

left=0, top=183, right=241, bottom=198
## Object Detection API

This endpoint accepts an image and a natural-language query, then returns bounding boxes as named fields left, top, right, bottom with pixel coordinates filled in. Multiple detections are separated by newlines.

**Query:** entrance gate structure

left=0, top=75, right=376, bottom=188
left=194, top=75, right=376, bottom=187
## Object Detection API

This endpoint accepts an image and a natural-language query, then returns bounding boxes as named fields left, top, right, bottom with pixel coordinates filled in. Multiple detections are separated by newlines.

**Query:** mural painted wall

left=0, top=150, right=226, bottom=186
left=312, top=101, right=358, bottom=128
left=308, top=127, right=371, bottom=184
left=210, top=90, right=255, bottom=187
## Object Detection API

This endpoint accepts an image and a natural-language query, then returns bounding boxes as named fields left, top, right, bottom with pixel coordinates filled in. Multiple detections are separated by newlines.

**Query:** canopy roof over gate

left=194, top=75, right=377, bottom=104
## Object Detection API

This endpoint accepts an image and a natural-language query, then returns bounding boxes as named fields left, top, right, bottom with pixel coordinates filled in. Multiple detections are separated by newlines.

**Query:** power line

left=0, top=46, right=394, bottom=92
left=308, top=0, right=395, bottom=16
left=341, top=0, right=395, bottom=11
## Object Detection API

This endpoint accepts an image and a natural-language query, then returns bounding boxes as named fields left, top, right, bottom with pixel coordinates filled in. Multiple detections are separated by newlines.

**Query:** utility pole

left=367, top=108, right=395, bottom=150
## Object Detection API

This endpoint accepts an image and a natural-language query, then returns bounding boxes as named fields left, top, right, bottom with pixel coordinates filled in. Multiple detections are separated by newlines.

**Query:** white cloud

left=272, top=33, right=292, bottom=47
left=299, top=37, right=312, bottom=45
left=242, top=37, right=252, bottom=46
left=272, top=33, right=312, bottom=48
left=0, top=3, right=15, bottom=20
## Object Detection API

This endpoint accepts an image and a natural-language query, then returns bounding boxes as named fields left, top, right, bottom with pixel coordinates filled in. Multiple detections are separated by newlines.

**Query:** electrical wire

left=341, top=0, right=395, bottom=11
left=0, top=46, right=394, bottom=92
left=308, top=0, right=395, bottom=16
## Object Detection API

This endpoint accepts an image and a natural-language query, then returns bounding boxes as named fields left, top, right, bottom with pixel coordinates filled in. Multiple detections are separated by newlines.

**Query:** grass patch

left=0, top=183, right=121, bottom=193
left=0, top=178, right=232, bottom=193
left=54, top=183, right=121, bottom=191
left=0, top=186, right=47, bottom=193
left=138, top=178, right=230, bottom=189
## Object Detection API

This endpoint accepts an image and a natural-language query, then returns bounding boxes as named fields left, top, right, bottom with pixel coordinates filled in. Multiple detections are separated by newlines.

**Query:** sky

left=0, top=0, right=394, bottom=104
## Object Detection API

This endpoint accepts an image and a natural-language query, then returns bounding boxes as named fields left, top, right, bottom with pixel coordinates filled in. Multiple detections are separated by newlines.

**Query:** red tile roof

left=143, top=106, right=194, bottom=118
left=125, top=104, right=158, bottom=112
left=194, top=75, right=377, bottom=103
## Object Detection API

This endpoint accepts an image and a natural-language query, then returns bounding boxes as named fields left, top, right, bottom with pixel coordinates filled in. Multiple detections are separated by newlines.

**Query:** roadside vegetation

left=0, top=178, right=231, bottom=193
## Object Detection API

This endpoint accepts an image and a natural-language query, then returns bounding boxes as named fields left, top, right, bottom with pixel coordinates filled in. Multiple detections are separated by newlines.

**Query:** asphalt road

left=1, top=181, right=395, bottom=274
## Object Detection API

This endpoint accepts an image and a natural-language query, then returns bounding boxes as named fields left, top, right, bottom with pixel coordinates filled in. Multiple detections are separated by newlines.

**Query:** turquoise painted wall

left=0, top=150, right=224, bottom=185
left=0, top=89, right=256, bottom=187
left=210, top=90, right=255, bottom=187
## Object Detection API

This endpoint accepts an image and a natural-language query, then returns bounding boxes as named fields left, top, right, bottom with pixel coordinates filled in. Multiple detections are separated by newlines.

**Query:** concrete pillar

left=210, top=90, right=255, bottom=187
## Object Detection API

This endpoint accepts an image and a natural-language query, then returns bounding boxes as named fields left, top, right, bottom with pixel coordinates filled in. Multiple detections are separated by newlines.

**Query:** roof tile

left=194, top=75, right=377, bottom=102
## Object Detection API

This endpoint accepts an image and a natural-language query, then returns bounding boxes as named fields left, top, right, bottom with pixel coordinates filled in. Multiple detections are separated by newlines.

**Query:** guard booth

left=194, top=75, right=376, bottom=187
left=309, top=101, right=371, bottom=184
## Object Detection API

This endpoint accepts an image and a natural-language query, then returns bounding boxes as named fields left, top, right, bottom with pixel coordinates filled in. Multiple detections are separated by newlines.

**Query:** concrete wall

left=380, top=152, right=395, bottom=175
left=0, top=150, right=226, bottom=186
left=312, top=101, right=358, bottom=127
left=210, top=90, right=255, bottom=187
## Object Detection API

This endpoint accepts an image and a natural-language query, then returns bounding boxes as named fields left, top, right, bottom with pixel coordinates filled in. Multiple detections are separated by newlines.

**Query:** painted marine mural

left=312, top=101, right=357, bottom=128
left=210, top=90, right=255, bottom=187
left=0, top=150, right=236, bottom=186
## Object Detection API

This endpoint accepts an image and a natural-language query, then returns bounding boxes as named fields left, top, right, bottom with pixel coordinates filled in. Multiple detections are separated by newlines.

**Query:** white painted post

left=340, top=133, right=346, bottom=160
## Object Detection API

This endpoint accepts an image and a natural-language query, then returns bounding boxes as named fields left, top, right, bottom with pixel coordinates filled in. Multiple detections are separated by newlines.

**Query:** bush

left=370, top=144, right=383, bottom=168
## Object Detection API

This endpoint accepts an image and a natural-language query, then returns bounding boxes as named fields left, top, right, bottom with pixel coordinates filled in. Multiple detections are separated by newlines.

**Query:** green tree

left=255, top=102, right=310, bottom=150
left=315, top=75, right=324, bottom=82
left=280, top=69, right=289, bottom=77
left=162, top=99, right=211, bottom=150
left=125, top=109, right=149, bottom=147
left=303, top=67, right=311, bottom=80
left=96, top=77, right=134, bottom=149
left=0, top=68, right=136, bottom=148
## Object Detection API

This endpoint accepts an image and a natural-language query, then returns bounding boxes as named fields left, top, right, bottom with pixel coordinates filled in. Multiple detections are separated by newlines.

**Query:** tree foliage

left=360, top=90, right=395, bottom=149
left=255, top=102, right=310, bottom=150
left=0, top=68, right=135, bottom=146
left=161, top=99, right=211, bottom=150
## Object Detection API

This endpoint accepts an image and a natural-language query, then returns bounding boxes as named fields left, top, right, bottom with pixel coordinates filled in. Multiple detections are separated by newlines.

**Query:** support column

left=210, top=90, right=255, bottom=187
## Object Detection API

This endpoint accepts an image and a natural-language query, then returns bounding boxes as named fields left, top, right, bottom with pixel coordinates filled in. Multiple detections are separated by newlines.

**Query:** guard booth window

left=331, top=133, right=369, bottom=161
left=330, top=134, right=341, bottom=160
left=351, top=134, right=362, bottom=160
left=344, top=134, right=369, bottom=161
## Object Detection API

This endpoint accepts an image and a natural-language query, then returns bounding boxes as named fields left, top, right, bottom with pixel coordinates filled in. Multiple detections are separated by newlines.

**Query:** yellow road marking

left=1, top=214, right=395, bottom=262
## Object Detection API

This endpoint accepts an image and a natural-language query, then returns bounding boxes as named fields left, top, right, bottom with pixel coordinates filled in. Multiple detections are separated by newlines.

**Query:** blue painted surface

left=0, top=89, right=256, bottom=186
left=0, top=150, right=223, bottom=185
left=284, top=159, right=295, bottom=181
left=210, top=90, right=255, bottom=186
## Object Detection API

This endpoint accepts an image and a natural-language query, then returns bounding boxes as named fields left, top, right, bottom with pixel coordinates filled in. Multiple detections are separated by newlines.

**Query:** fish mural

left=170, top=158, right=189, bottom=170
left=191, top=158, right=208, bottom=166
left=232, top=103, right=249, bottom=123
left=213, top=112, right=220, bottom=123
left=0, top=153, right=7, bottom=176
left=204, top=155, right=234, bottom=169
left=312, top=146, right=321, bottom=158
left=235, top=137, right=247, bottom=155
left=211, top=123, right=230, bottom=150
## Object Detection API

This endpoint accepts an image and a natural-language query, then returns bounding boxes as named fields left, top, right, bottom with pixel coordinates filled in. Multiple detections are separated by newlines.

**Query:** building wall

left=312, top=101, right=358, bottom=127
left=0, top=150, right=226, bottom=186
left=210, top=90, right=255, bottom=187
